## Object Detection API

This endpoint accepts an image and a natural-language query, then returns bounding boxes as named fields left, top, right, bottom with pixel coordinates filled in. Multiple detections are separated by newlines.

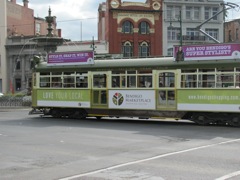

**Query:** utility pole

left=179, top=10, right=182, bottom=46
left=196, top=2, right=239, bottom=43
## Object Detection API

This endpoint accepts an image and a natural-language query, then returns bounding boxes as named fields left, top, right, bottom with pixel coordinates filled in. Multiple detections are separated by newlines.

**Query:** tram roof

left=35, top=57, right=240, bottom=71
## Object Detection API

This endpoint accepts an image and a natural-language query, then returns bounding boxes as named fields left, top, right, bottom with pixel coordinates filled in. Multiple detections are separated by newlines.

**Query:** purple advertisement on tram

left=47, top=51, right=94, bottom=66
left=174, top=43, right=240, bottom=61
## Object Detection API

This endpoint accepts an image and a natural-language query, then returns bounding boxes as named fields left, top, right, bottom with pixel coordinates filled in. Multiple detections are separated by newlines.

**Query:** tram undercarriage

left=29, top=107, right=240, bottom=127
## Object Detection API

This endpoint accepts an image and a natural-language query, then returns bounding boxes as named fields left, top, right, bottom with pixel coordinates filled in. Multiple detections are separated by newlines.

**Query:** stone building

left=163, top=0, right=224, bottom=56
left=0, top=0, right=59, bottom=93
left=0, top=0, right=7, bottom=93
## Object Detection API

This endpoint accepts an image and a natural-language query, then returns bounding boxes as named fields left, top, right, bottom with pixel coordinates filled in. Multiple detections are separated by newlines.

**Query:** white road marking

left=59, top=138, right=240, bottom=180
left=215, top=170, right=240, bottom=180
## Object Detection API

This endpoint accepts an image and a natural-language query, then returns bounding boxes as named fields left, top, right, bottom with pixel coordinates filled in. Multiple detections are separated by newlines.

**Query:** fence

left=0, top=96, right=32, bottom=107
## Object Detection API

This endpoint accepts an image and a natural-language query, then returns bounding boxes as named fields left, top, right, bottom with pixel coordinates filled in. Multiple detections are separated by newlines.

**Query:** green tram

left=30, top=57, right=240, bottom=126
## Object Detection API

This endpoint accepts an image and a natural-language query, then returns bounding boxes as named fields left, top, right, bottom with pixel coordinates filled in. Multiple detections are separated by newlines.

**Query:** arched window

left=122, top=41, right=133, bottom=57
left=122, top=21, right=133, bottom=34
left=138, top=42, right=149, bottom=57
left=139, top=21, right=150, bottom=34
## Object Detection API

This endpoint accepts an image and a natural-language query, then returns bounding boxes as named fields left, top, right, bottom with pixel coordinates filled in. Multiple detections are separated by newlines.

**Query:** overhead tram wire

left=57, top=17, right=97, bottom=23
left=0, top=17, right=98, bottom=29
left=2, top=2, right=240, bottom=28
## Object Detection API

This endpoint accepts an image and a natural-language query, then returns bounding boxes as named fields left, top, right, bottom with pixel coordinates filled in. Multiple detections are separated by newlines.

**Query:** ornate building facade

left=98, top=0, right=163, bottom=58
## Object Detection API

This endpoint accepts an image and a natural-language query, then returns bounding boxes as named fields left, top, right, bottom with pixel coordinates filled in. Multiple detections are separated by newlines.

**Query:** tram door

left=91, top=72, right=109, bottom=108
left=156, top=70, right=178, bottom=109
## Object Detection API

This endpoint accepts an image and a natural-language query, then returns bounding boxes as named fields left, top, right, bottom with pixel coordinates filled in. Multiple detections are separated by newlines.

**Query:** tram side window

left=51, top=77, right=62, bottom=88
left=112, top=76, right=120, bottom=88
left=181, top=74, right=197, bottom=88
left=159, top=72, right=175, bottom=88
left=112, top=71, right=126, bottom=88
left=127, top=75, right=136, bottom=87
left=40, top=77, right=50, bottom=87
left=63, top=72, right=75, bottom=88
left=236, top=74, right=240, bottom=88
left=76, top=77, right=88, bottom=88
left=127, top=71, right=136, bottom=88
left=137, top=75, right=152, bottom=88
left=199, top=74, right=215, bottom=88
left=216, top=74, right=234, bottom=88
left=93, top=74, right=106, bottom=88
left=76, top=73, right=88, bottom=88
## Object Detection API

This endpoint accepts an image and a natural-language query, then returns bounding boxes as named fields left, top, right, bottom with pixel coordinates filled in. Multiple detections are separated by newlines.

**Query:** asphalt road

left=0, top=108, right=240, bottom=180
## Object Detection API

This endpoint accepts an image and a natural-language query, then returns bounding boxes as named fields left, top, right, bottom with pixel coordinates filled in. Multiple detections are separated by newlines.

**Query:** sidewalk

left=0, top=106, right=31, bottom=111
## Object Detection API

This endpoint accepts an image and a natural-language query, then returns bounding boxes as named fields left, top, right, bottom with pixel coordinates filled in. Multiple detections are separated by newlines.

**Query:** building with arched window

left=139, top=21, right=150, bottom=34
left=98, top=0, right=225, bottom=58
left=98, top=0, right=163, bottom=58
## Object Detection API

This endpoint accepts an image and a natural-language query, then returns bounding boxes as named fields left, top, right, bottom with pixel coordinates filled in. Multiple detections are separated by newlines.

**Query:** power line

left=0, top=17, right=98, bottom=28
left=57, top=17, right=97, bottom=23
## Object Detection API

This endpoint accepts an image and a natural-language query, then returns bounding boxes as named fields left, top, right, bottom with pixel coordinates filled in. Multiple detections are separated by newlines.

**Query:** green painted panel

left=178, top=89, right=240, bottom=104
left=37, top=89, right=91, bottom=102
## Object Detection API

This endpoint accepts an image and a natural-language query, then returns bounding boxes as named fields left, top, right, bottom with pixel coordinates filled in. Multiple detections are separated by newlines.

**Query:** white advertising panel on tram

left=109, top=90, right=156, bottom=110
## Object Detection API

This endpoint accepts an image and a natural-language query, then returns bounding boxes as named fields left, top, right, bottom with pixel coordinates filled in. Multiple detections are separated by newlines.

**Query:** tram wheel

left=96, top=116, right=102, bottom=120
left=192, top=113, right=210, bottom=125
left=51, top=109, right=62, bottom=118
left=74, top=109, right=87, bottom=119
left=228, top=117, right=240, bottom=127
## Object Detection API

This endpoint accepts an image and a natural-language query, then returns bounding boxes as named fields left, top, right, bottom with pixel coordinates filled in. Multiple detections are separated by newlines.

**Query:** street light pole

left=91, top=36, right=96, bottom=52
left=179, top=10, right=183, bottom=46
left=169, top=10, right=183, bottom=46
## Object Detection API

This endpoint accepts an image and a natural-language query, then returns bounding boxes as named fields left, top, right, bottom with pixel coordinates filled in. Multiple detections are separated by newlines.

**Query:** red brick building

left=7, top=0, right=58, bottom=37
left=98, top=0, right=163, bottom=58
left=7, top=0, right=34, bottom=36
left=224, top=19, right=240, bottom=43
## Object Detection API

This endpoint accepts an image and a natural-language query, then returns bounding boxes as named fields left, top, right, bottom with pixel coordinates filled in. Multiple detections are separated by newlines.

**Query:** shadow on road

left=0, top=109, right=239, bottom=141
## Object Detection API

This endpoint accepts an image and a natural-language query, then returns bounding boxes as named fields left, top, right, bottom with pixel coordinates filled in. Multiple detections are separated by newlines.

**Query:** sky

left=16, top=0, right=240, bottom=41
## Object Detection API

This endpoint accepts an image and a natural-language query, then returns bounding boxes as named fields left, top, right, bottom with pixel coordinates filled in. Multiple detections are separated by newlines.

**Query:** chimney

left=23, top=0, right=29, bottom=8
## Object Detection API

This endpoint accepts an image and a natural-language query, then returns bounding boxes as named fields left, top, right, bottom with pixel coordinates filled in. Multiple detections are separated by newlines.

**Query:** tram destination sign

left=47, top=51, right=94, bottom=66
left=174, top=43, right=240, bottom=61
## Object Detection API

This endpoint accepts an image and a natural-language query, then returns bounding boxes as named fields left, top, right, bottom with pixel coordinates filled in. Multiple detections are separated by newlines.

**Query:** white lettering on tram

left=42, top=91, right=84, bottom=100
left=56, top=92, right=68, bottom=99
left=70, top=92, right=83, bottom=100
left=125, top=94, right=151, bottom=103
left=43, top=92, right=54, bottom=99
left=126, top=94, right=142, bottom=98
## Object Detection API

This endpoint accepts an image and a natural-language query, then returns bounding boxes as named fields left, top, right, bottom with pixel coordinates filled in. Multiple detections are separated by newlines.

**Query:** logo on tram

left=112, top=92, right=124, bottom=106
